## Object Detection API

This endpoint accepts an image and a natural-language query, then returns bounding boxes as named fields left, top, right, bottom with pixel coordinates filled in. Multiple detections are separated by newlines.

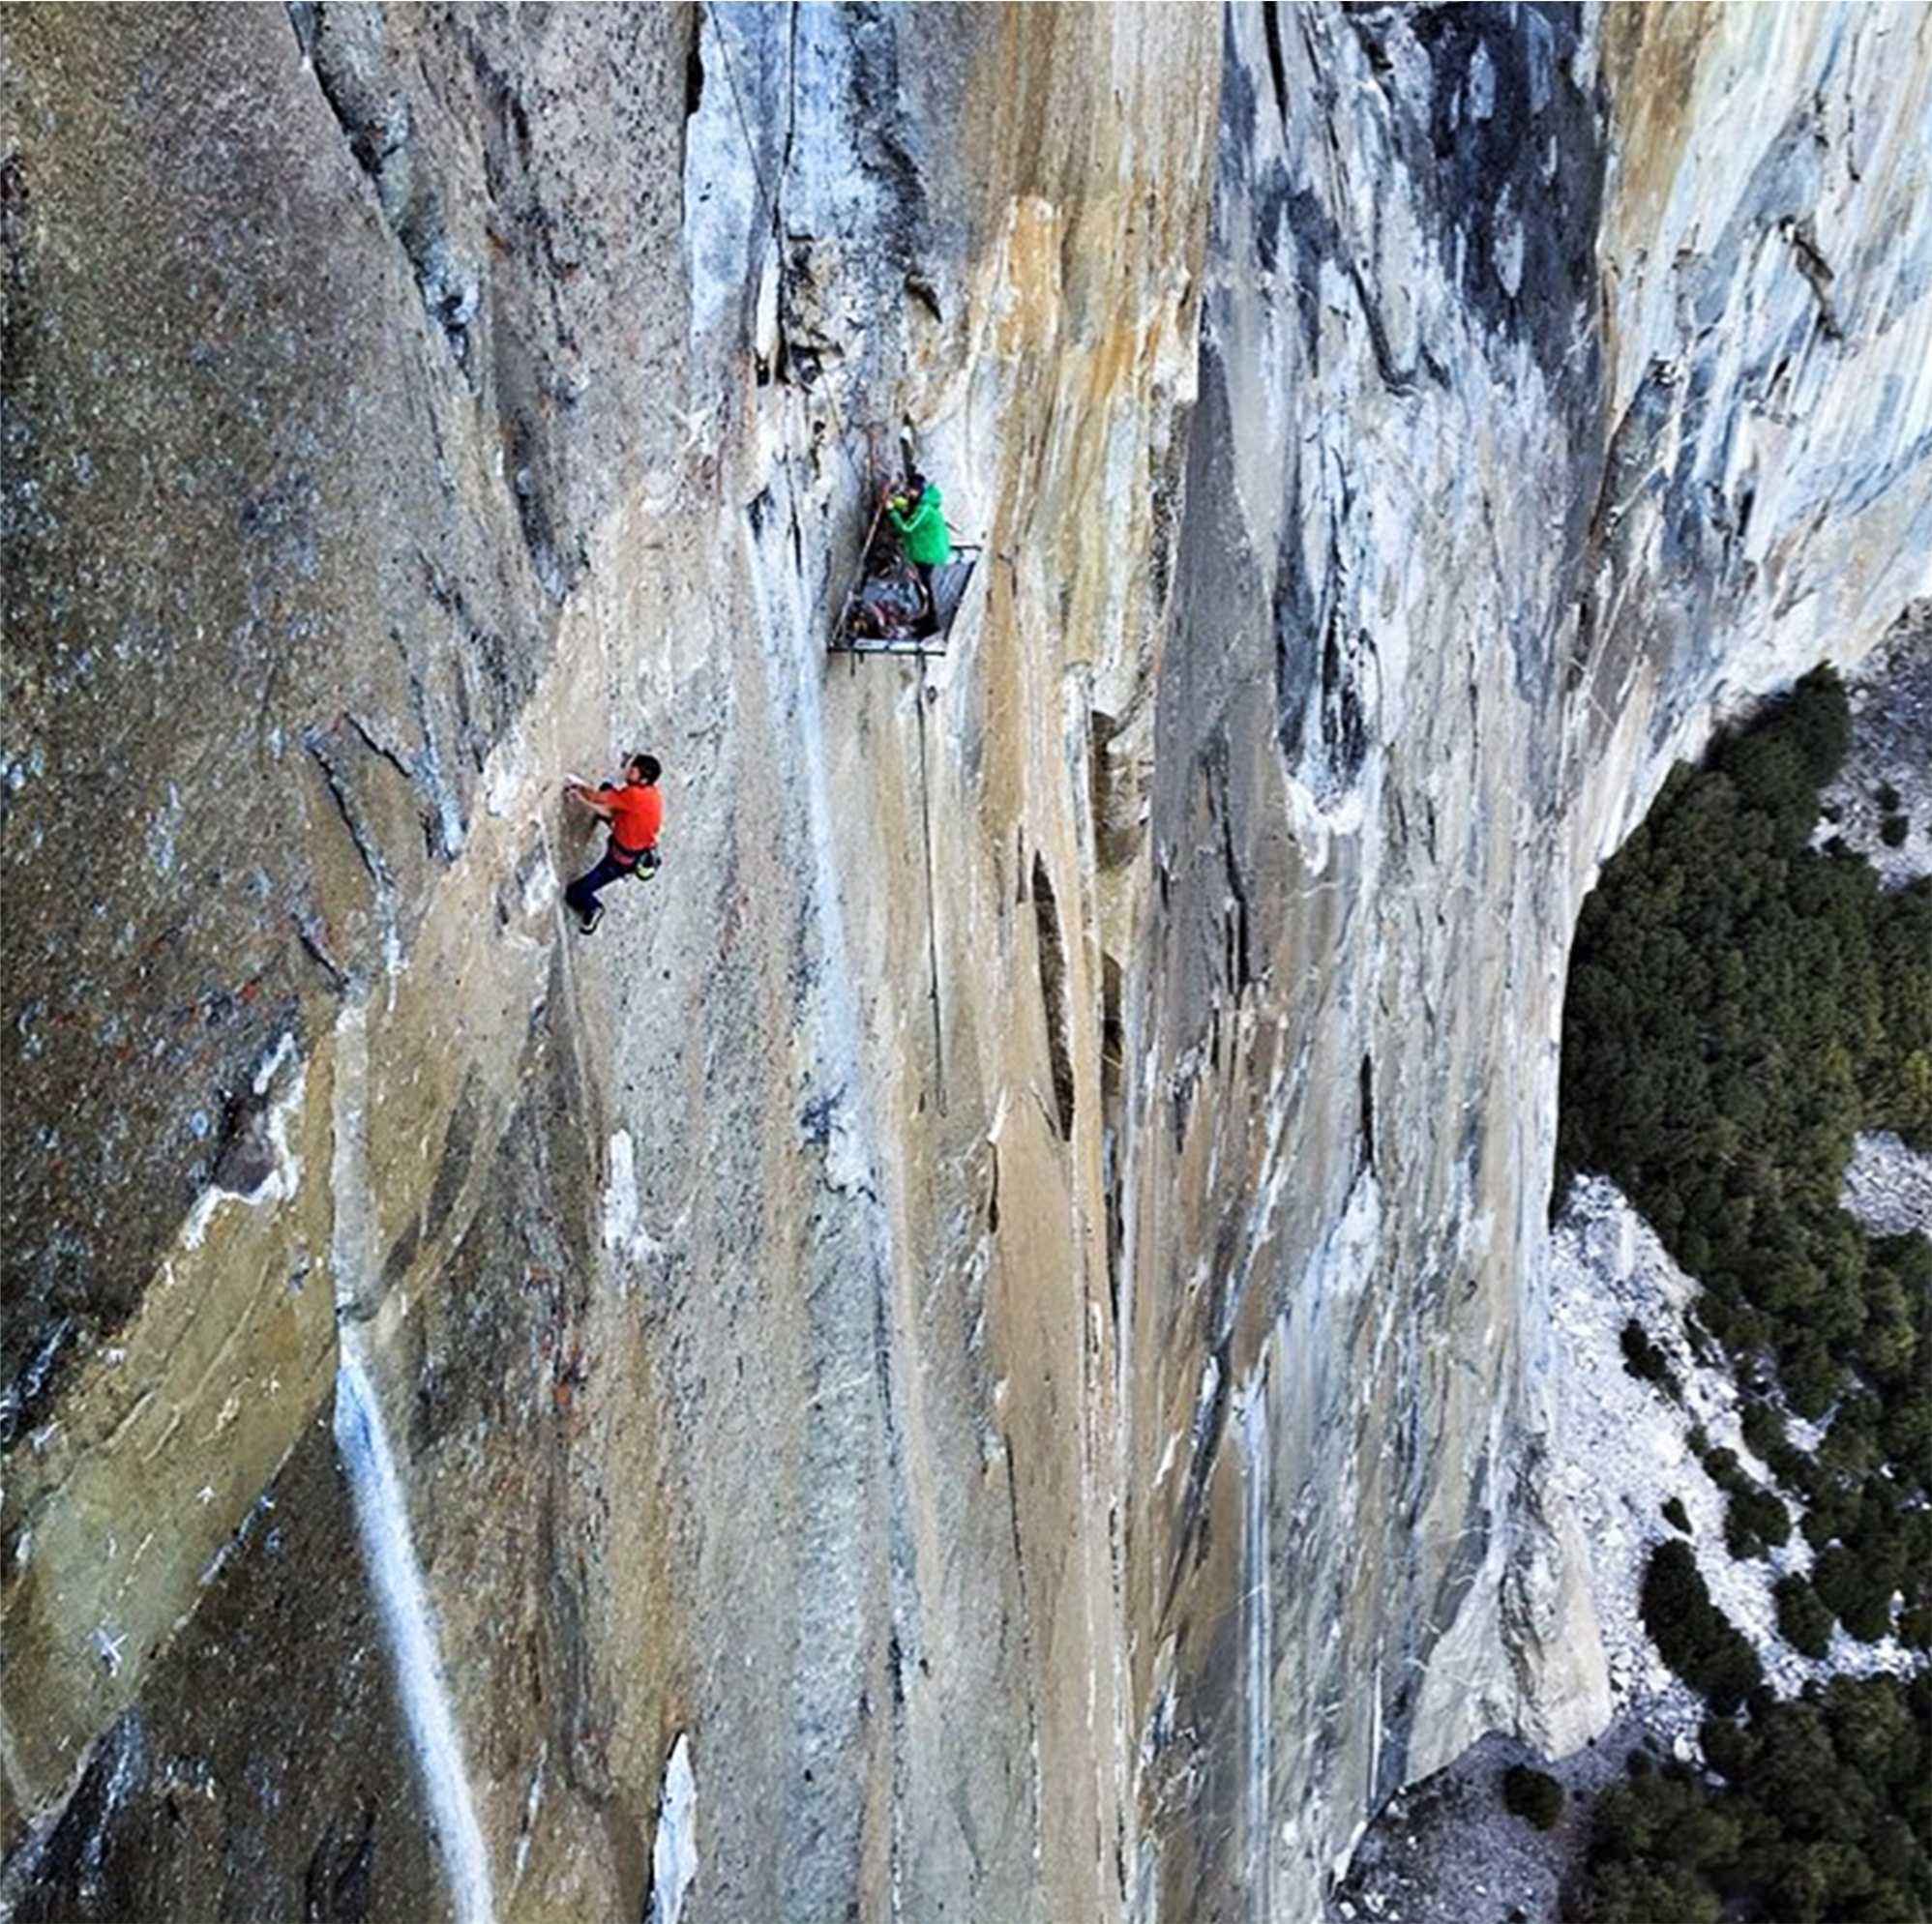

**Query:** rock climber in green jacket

left=881, top=470, right=950, bottom=636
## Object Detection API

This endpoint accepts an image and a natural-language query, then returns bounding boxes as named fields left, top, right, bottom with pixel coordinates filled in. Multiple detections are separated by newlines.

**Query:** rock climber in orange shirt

left=563, top=753, right=662, bottom=934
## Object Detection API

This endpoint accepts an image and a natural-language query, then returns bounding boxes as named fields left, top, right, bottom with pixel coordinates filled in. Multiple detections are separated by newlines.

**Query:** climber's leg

left=565, top=854, right=626, bottom=932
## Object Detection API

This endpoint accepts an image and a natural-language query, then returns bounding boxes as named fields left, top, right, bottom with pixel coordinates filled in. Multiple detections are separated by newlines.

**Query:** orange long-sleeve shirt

left=603, top=781, right=661, bottom=858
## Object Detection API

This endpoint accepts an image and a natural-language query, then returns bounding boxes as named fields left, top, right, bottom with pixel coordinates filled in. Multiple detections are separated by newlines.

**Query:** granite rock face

left=2, top=5, right=1927, bottom=1921
left=1132, top=6, right=1928, bottom=1912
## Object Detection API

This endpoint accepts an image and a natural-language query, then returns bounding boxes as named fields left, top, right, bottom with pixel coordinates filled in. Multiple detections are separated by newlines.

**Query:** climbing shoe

left=578, top=903, right=605, bottom=935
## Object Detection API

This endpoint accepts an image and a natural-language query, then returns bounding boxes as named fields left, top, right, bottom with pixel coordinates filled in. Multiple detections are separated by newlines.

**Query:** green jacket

left=887, top=483, right=951, bottom=566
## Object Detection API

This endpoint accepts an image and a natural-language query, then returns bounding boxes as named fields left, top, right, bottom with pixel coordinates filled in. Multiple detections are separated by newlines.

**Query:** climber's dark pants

left=914, top=561, right=937, bottom=636
left=565, top=852, right=631, bottom=922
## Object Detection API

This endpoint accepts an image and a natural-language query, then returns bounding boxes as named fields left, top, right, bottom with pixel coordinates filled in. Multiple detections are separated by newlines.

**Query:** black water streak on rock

left=1401, top=5, right=1607, bottom=418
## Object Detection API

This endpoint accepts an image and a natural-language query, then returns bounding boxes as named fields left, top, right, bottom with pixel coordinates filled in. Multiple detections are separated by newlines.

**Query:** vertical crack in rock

left=305, top=726, right=403, bottom=982
left=1260, top=1, right=1290, bottom=133
left=1100, top=955, right=1127, bottom=1327
left=1234, top=1364, right=1273, bottom=1922
left=1268, top=451, right=1320, bottom=765
left=640, top=1733, right=698, bottom=1924
left=306, top=732, right=396, bottom=897
left=1031, top=853, right=1076, bottom=1141
left=1356, top=1051, right=1376, bottom=1176
left=1567, top=355, right=1680, bottom=698
left=870, top=1231, right=921, bottom=1923
left=1213, top=752, right=1255, bottom=996
left=1164, top=1341, right=1233, bottom=1620
left=1002, top=1440, right=1047, bottom=1873
left=682, top=17, right=704, bottom=121
left=1319, top=607, right=1370, bottom=796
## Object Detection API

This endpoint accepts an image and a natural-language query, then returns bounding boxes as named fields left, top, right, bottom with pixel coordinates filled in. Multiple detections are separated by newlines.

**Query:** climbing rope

left=703, top=1, right=783, bottom=240
left=913, top=650, right=948, bottom=1116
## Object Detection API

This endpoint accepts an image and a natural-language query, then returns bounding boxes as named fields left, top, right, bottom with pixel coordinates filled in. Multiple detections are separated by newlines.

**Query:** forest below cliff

left=1557, top=669, right=1932, bottom=1924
